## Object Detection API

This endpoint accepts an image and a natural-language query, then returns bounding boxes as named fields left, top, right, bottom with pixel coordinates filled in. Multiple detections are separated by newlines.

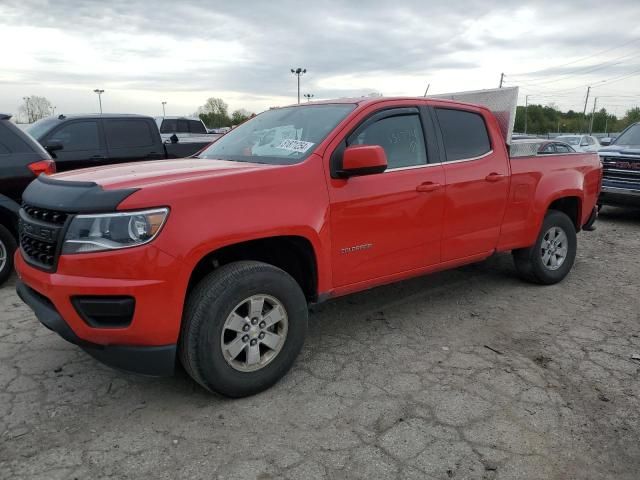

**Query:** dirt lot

left=1, top=208, right=639, bottom=480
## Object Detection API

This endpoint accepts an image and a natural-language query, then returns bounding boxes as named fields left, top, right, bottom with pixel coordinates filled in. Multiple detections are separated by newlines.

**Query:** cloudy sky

left=1, top=0, right=639, bottom=119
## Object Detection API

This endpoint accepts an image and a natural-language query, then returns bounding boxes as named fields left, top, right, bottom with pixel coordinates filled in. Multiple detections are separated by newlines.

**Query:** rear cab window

left=435, top=108, right=491, bottom=161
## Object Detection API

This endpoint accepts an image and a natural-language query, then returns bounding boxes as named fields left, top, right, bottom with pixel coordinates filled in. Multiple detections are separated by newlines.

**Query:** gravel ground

left=1, top=207, right=639, bottom=480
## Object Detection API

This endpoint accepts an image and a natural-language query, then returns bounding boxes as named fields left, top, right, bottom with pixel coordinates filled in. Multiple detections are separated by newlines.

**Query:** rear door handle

left=485, top=173, right=505, bottom=182
left=90, top=155, right=106, bottom=160
left=416, top=182, right=442, bottom=193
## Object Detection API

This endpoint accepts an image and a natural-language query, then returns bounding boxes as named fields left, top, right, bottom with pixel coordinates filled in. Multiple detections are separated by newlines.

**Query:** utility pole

left=93, top=89, right=104, bottom=114
left=581, top=86, right=591, bottom=133
left=162, top=101, right=167, bottom=117
left=604, top=116, right=608, bottom=135
left=290, top=68, right=307, bottom=104
left=499, top=73, right=505, bottom=88
left=589, top=97, right=598, bottom=134
left=423, top=83, right=430, bottom=97
left=524, top=95, right=530, bottom=134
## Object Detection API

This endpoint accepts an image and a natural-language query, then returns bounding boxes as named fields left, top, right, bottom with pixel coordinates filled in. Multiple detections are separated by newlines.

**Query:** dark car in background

left=27, top=114, right=212, bottom=171
left=0, top=114, right=56, bottom=285
left=598, top=122, right=640, bottom=209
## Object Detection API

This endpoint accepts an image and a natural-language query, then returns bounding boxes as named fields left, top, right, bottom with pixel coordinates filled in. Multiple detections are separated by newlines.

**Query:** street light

left=93, top=89, right=104, bottom=114
left=162, top=101, right=167, bottom=117
left=290, top=68, right=306, bottom=104
left=22, top=97, right=31, bottom=123
left=303, top=93, right=314, bottom=102
left=524, top=95, right=531, bottom=134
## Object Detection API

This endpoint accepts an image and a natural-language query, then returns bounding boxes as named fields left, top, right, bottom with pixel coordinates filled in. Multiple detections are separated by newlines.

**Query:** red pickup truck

left=15, top=93, right=601, bottom=397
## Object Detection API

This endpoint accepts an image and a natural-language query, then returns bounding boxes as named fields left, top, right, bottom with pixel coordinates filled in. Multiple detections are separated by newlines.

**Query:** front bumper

left=599, top=185, right=640, bottom=207
left=14, top=245, right=188, bottom=376
left=16, top=280, right=176, bottom=376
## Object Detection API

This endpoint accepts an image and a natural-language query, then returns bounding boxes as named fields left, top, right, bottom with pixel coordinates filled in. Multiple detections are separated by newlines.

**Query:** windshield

left=26, top=117, right=59, bottom=140
left=557, top=136, right=580, bottom=145
left=197, top=104, right=356, bottom=164
left=613, top=124, right=640, bottom=146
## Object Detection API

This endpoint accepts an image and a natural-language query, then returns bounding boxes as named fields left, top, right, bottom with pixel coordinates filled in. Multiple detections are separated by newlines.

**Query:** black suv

left=26, top=114, right=170, bottom=171
left=0, top=114, right=56, bottom=285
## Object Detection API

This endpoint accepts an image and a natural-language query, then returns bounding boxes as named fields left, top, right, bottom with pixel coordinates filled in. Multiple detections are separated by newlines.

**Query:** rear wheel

left=513, top=210, right=577, bottom=285
left=180, top=261, right=308, bottom=397
left=0, top=224, right=17, bottom=286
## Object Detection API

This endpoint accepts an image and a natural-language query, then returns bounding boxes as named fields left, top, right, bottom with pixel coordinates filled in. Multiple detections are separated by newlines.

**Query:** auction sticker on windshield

left=278, top=139, right=314, bottom=153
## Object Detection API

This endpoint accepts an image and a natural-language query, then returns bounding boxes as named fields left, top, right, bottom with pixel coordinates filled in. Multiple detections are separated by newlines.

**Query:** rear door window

left=555, top=144, right=571, bottom=153
left=189, top=120, right=207, bottom=134
left=160, top=119, right=177, bottom=133
left=177, top=119, right=190, bottom=133
left=435, top=108, right=491, bottom=161
left=48, top=121, right=100, bottom=151
left=104, top=119, right=155, bottom=149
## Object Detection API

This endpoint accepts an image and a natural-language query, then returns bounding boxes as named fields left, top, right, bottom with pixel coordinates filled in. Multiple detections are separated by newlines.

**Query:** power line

left=506, top=37, right=640, bottom=78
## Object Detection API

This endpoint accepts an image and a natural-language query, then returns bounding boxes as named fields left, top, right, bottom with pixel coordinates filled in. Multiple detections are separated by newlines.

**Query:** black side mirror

left=44, top=141, right=63, bottom=152
left=170, top=134, right=179, bottom=144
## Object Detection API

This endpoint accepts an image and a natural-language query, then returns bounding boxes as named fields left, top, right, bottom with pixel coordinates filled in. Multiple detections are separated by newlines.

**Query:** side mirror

left=44, top=141, right=64, bottom=153
left=339, top=145, right=388, bottom=177
left=580, top=141, right=589, bottom=147
left=170, top=133, right=179, bottom=144
left=600, top=138, right=612, bottom=146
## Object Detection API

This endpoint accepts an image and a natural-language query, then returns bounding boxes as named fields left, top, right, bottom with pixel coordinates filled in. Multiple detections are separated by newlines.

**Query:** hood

left=598, top=145, right=640, bottom=156
left=50, top=158, right=276, bottom=190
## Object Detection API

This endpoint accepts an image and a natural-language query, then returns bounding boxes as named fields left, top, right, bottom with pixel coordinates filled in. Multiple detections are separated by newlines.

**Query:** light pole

left=162, top=101, right=167, bottom=117
left=303, top=93, right=314, bottom=102
left=93, top=89, right=104, bottom=114
left=290, top=68, right=306, bottom=104
left=51, top=106, right=56, bottom=117
left=524, top=95, right=531, bottom=134
left=22, top=97, right=31, bottom=123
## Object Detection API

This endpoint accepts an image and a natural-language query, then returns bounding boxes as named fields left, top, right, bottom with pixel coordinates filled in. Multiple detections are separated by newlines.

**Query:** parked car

left=537, top=140, right=576, bottom=154
left=556, top=135, right=601, bottom=152
left=27, top=114, right=211, bottom=171
left=510, top=139, right=576, bottom=157
left=15, top=94, right=601, bottom=397
left=598, top=122, right=640, bottom=209
left=155, top=116, right=222, bottom=144
left=599, top=136, right=616, bottom=146
left=0, top=113, right=56, bottom=285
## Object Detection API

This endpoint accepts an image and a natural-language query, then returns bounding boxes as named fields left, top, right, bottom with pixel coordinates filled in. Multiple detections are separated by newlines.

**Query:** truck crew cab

left=15, top=89, right=602, bottom=397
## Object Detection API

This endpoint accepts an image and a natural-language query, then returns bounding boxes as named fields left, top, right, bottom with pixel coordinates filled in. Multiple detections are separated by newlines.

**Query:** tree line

left=514, top=103, right=640, bottom=135
left=195, top=97, right=254, bottom=129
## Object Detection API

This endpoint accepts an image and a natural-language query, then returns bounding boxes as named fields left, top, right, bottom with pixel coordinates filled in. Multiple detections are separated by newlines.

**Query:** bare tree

left=19, top=96, right=53, bottom=123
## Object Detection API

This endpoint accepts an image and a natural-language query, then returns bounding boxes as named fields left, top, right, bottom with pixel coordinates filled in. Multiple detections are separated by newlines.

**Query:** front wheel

left=513, top=210, right=577, bottom=285
left=179, top=261, right=308, bottom=397
left=0, top=224, right=17, bottom=286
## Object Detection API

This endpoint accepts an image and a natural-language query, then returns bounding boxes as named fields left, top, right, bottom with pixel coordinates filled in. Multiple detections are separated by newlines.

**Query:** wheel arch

left=185, top=234, right=320, bottom=304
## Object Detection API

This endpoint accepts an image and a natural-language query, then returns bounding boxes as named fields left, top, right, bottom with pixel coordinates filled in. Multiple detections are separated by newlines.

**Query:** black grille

left=601, top=156, right=640, bottom=189
left=19, top=204, right=70, bottom=270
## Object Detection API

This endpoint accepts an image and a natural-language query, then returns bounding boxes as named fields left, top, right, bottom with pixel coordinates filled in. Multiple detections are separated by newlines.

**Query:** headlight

left=62, top=208, right=169, bottom=254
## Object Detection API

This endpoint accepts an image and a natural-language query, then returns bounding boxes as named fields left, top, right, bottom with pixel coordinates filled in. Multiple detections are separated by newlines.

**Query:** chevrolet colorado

left=15, top=90, right=602, bottom=397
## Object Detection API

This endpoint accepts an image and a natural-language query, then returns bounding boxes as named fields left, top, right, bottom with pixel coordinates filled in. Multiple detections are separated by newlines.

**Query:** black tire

left=0, top=224, right=17, bottom=286
left=180, top=261, right=308, bottom=397
left=513, top=210, right=577, bottom=285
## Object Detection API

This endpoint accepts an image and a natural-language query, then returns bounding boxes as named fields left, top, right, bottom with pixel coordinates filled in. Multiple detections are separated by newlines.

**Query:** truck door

left=104, top=118, right=165, bottom=164
left=327, top=107, right=445, bottom=287
left=44, top=119, right=107, bottom=171
left=432, top=107, right=509, bottom=261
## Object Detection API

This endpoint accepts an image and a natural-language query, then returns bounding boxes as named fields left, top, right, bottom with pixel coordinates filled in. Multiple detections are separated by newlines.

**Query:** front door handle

left=416, top=182, right=442, bottom=193
left=90, top=155, right=106, bottom=160
left=485, top=173, right=505, bottom=182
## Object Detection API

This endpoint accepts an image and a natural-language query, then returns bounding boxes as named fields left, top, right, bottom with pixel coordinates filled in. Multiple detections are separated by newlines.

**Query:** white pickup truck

left=155, top=116, right=222, bottom=145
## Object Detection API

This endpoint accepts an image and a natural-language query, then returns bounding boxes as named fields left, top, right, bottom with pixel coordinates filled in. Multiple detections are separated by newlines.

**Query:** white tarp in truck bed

left=427, top=87, right=519, bottom=145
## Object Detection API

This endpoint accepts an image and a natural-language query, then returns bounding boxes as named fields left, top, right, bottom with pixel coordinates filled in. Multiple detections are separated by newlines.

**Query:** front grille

left=19, top=204, right=70, bottom=271
left=601, top=155, right=640, bottom=189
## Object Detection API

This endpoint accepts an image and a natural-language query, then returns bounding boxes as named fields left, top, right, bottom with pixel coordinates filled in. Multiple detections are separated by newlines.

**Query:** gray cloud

left=1, top=0, right=639, bottom=113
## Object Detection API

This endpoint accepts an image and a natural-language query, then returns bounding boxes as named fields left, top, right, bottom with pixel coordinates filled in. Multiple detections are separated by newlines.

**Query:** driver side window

left=49, top=121, right=100, bottom=152
left=348, top=114, right=427, bottom=169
